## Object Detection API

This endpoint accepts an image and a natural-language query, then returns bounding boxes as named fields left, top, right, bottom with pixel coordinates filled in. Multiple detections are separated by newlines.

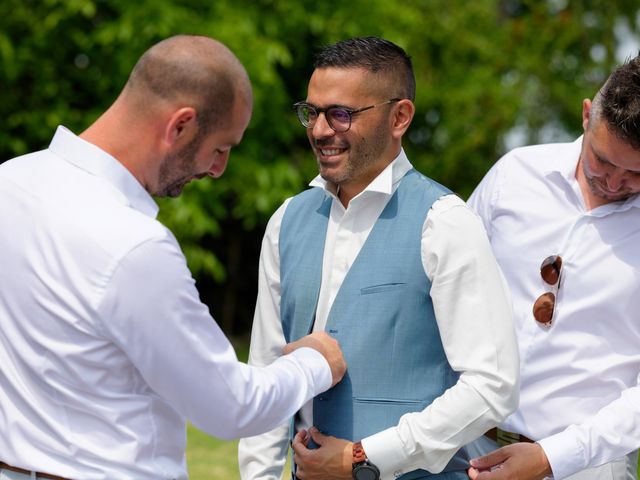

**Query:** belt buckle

left=495, top=428, right=520, bottom=447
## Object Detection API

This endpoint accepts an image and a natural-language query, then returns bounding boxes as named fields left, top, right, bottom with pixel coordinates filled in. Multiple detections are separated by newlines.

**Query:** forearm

left=363, top=379, right=516, bottom=478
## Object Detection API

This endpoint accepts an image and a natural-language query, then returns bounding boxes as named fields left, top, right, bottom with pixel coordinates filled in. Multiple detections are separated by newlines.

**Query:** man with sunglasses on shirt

left=466, top=55, right=640, bottom=480
left=238, top=36, right=519, bottom=480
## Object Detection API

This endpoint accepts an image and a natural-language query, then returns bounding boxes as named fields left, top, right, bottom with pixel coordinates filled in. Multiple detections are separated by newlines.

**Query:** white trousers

left=466, top=435, right=638, bottom=480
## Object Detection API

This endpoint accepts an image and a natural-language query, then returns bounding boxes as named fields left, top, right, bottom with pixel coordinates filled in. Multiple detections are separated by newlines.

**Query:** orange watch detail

left=352, top=441, right=367, bottom=463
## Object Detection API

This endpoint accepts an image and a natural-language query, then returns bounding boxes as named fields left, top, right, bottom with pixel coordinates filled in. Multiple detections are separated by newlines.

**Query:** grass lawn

left=186, top=424, right=242, bottom=479
left=186, top=423, right=291, bottom=479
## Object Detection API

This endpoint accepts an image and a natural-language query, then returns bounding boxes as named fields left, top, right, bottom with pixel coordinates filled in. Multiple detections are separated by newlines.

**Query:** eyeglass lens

left=532, top=255, right=562, bottom=326
left=298, top=105, right=352, bottom=132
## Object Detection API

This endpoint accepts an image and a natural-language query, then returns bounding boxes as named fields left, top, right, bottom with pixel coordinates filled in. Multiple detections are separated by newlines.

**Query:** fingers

left=292, top=429, right=309, bottom=451
left=308, top=426, right=326, bottom=446
left=468, top=465, right=506, bottom=480
left=470, top=446, right=509, bottom=471
left=309, top=332, right=346, bottom=386
left=283, top=332, right=347, bottom=387
left=292, top=431, right=311, bottom=479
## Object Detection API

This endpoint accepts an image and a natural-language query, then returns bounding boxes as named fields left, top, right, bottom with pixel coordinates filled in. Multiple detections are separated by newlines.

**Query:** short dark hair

left=592, top=54, right=640, bottom=149
left=313, top=36, right=416, bottom=101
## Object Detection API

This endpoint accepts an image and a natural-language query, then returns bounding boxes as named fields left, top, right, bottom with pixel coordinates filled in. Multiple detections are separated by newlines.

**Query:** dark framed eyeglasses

left=293, top=98, right=401, bottom=132
left=532, top=255, right=562, bottom=327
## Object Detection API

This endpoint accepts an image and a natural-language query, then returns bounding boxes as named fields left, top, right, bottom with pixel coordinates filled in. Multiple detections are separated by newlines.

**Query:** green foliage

left=2, top=0, right=638, bottom=327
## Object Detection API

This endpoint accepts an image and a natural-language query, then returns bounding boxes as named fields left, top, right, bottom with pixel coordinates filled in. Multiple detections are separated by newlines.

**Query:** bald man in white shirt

left=0, top=34, right=345, bottom=480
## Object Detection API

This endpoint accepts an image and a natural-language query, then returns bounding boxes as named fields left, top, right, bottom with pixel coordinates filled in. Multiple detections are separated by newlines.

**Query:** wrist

left=535, top=443, right=553, bottom=477
left=352, top=441, right=380, bottom=480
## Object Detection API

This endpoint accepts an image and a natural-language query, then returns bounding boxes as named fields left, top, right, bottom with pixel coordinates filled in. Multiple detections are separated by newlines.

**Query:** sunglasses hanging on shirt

left=532, top=255, right=562, bottom=327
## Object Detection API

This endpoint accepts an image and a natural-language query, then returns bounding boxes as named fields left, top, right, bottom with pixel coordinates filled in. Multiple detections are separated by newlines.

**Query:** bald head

left=124, top=35, right=252, bottom=135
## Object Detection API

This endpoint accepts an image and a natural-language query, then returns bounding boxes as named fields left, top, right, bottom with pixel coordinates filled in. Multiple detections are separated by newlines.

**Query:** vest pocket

left=350, top=397, right=429, bottom=440
left=353, top=396, right=424, bottom=405
left=360, top=282, right=406, bottom=295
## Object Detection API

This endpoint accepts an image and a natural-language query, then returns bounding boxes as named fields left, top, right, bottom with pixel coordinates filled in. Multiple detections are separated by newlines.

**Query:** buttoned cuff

left=362, top=428, right=419, bottom=480
left=287, top=347, right=333, bottom=393
left=538, top=430, right=585, bottom=480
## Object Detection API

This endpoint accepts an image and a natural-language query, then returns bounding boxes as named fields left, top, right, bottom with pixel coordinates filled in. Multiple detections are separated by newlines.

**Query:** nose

left=606, top=169, right=625, bottom=191
left=311, top=112, right=335, bottom=139
left=207, top=150, right=230, bottom=179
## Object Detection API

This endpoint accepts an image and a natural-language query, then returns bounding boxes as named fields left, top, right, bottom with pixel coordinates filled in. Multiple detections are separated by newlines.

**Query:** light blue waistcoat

left=280, top=169, right=469, bottom=479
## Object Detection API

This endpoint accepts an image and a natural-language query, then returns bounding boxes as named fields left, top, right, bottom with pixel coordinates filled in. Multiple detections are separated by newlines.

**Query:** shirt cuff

left=287, top=347, right=333, bottom=394
left=362, top=427, right=419, bottom=480
left=538, top=429, right=585, bottom=480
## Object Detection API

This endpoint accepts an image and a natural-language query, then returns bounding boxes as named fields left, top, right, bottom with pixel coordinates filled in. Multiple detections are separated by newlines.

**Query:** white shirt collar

left=48, top=126, right=159, bottom=218
left=544, top=136, right=583, bottom=182
left=308, top=148, right=413, bottom=201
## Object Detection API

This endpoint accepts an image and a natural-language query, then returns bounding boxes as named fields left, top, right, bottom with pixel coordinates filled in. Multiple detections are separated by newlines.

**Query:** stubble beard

left=586, top=175, right=632, bottom=203
left=316, top=123, right=391, bottom=188
left=155, top=135, right=203, bottom=198
left=580, top=153, right=632, bottom=204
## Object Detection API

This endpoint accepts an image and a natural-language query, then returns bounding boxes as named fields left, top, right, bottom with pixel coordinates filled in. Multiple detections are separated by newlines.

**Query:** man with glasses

left=466, top=55, right=640, bottom=479
left=238, top=36, right=519, bottom=480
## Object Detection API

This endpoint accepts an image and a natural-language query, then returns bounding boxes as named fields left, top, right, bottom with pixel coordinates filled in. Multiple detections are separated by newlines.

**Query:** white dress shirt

left=468, top=138, right=640, bottom=479
left=0, top=126, right=332, bottom=480
left=238, top=150, right=519, bottom=480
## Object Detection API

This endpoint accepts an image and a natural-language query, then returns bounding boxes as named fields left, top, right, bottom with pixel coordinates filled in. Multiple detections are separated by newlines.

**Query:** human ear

left=164, top=107, right=198, bottom=146
left=391, top=99, right=415, bottom=140
left=582, top=99, right=592, bottom=132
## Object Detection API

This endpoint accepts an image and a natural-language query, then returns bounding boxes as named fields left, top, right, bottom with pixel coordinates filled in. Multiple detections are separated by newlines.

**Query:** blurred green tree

left=1, top=0, right=638, bottom=333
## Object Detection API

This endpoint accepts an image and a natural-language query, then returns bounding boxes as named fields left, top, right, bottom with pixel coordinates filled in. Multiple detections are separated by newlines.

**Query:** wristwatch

left=352, top=441, right=380, bottom=480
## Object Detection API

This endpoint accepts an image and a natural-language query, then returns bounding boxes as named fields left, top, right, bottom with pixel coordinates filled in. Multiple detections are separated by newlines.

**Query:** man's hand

left=467, top=442, right=552, bottom=480
left=291, top=427, right=352, bottom=479
left=283, top=332, right=346, bottom=387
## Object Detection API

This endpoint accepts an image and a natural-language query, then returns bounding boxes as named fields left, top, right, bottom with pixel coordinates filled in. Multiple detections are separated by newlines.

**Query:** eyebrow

left=591, top=142, right=640, bottom=173
left=304, top=101, right=358, bottom=110
left=592, top=147, right=611, bottom=165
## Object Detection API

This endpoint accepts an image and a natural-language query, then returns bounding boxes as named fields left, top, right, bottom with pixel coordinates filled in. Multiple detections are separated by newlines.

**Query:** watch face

left=354, top=465, right=379, bottom=480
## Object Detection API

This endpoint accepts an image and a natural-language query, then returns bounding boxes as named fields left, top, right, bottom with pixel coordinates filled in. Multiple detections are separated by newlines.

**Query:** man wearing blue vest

left=238, top=37, right=519, bottom=480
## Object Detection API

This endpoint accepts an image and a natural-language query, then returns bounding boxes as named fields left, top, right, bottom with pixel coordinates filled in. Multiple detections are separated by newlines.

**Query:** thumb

left=470, top=447, right=509, bottom=470
left=309, top=426, right=328, bottom=446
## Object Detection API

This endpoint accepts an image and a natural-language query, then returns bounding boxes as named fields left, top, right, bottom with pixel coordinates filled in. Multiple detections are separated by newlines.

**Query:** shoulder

left=497, top=141, right=576, bottom=173
left=428, top=194, right=480, bottom=232
left=403, top=169, right=452, bottom=195
left=7, top=149, right=171, bottom=261
left=474, top=141, right=576, bottom=200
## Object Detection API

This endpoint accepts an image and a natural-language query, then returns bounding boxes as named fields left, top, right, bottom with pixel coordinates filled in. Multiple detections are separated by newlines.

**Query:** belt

left=485, top=427, right=534, bottom=446
left=0, top=462, right=69, bottom=480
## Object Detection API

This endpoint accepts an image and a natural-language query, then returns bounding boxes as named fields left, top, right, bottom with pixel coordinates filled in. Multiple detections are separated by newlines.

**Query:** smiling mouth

left=323, top=148, right=345, bottom=155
